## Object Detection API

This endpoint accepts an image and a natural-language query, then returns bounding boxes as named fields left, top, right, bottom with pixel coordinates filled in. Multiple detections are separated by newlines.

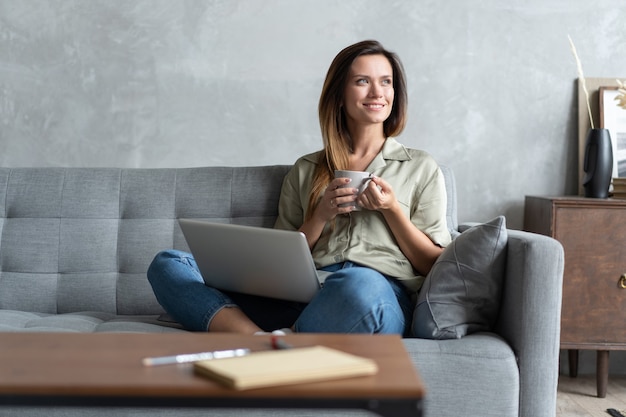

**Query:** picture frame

left=599, top=86, right=626, bottom=178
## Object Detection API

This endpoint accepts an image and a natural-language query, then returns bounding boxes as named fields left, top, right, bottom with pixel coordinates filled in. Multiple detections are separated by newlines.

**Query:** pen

left=142, top=348, right=251, bottom=366
left=270, top=335, right=293, bottom=350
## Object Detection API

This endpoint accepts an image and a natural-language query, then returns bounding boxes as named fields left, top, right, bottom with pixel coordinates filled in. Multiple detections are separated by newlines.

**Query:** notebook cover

left=193, top=345, right=378, bottom=390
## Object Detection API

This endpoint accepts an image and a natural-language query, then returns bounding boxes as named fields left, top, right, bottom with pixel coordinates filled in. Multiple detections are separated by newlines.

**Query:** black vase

left=583, top=128, right=613, bottom=198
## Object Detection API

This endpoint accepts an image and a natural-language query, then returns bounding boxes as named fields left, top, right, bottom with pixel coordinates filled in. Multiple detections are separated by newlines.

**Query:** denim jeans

left=147, top=250, right=413, bottom=335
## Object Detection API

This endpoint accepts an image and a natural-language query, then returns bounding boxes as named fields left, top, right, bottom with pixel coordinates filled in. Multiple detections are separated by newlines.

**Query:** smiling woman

left=310, top=40, right=408, bottom=214
left=147, top=40, right=451, bottom=337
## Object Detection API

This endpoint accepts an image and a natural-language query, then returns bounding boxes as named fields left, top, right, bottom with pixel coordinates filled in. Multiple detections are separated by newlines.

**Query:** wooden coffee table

left=0, top=333, right=424, bottom=417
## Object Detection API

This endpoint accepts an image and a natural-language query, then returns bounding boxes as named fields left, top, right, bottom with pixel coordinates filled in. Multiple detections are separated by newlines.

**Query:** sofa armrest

left=495, top=229, right=564, bottom=417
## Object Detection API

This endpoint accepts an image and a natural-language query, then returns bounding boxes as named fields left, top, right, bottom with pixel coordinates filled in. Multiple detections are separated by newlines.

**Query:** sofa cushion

left=412, top=216, right=507, bottom=339
left=0, top=310, right=186, bottom=333
left=403, top=333, right=518, bottom=417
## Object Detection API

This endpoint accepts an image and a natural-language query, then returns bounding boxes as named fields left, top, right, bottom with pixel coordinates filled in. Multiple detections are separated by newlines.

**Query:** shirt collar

left=365, top=137, right=411, bottom=171
left=302, top=137, right=411, bottom=169
left=379, top=137, right=412, bottom=160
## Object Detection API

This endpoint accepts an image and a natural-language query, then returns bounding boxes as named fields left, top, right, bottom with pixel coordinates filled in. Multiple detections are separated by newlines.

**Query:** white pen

left=142, top=348, right=251, bottom=366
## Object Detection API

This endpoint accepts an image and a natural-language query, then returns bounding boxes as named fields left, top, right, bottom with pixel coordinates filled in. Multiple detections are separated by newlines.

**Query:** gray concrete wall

left=2, top=1, right=626, bottom=229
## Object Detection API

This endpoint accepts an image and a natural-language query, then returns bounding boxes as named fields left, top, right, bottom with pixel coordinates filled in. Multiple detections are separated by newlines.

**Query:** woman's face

left=342, top=54, right=394, bottom=130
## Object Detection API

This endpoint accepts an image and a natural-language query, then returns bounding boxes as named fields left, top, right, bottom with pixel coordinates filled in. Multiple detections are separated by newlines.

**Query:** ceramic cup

left=334, top=170, right=373, bottom=210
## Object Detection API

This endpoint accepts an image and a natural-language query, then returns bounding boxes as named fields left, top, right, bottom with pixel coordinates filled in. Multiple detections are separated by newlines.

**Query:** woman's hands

left=315, top=176, right=398, bottom=220
left=299, top=176, right=396, bottom=249
left=357, top=176, right=398, bottom=212
left=299, top=174, right=441, bottom=274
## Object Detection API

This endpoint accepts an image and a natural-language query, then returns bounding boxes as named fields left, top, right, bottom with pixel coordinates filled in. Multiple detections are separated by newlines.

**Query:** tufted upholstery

left=0, top=166, right=289, bottom=330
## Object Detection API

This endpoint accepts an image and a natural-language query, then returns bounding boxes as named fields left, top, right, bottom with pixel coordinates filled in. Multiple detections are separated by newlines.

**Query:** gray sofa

left=0, top=165, right=564, bottom=417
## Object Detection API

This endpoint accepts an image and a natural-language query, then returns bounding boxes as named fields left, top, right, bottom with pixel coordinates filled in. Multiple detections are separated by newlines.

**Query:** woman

left=148, top=40, right=451, bottom=336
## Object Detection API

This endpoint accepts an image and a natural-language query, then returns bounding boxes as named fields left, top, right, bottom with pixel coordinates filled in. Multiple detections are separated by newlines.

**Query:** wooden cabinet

left=524, top=196, right=626, bottom=398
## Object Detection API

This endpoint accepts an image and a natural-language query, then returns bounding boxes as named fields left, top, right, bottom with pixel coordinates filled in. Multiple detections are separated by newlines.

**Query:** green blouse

left=274, top=138, right=451, bottom=294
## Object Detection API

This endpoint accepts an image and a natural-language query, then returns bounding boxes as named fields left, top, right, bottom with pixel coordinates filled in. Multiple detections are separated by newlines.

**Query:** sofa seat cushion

left=404, top=333, right=518, bottom=417
left=0, top=310, right=186, bottom=333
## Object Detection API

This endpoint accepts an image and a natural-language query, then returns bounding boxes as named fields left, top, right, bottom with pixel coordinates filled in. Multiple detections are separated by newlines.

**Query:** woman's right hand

left=315, top=178, right=358, bottom=222
left=298, top=178, right=357, bottom=249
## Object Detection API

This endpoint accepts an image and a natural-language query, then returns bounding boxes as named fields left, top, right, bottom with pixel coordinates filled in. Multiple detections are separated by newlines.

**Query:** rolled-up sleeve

left=412, top=165, right=451, bottom=248
left=274, top=154, right=318, bottom=232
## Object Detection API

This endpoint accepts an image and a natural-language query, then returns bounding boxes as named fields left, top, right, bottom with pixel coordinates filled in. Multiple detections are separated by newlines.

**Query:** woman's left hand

left=358, top=175, right=443, bottom=276
left=357, top=176, right=398, bottom=212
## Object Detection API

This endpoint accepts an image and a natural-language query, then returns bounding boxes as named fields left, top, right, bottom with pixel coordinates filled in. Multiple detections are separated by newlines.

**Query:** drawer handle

left=620, top=275, right=626, bottom=289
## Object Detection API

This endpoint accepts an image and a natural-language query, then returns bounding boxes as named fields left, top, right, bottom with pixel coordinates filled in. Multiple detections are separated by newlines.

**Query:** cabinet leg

left=568, top=349, right=579, bottom=377
left=596, top=350, right=609, bottom=398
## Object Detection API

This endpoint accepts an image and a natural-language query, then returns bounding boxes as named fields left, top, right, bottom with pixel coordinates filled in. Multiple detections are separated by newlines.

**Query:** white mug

left=334, top=170, right=373, bottom=210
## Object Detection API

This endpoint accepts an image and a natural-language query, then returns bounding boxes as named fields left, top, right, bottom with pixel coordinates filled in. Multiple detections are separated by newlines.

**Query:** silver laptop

left=178, top=219, right=323, bottom=303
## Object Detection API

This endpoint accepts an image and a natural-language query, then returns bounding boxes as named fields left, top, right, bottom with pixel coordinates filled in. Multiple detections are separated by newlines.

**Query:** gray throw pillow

left=412, top=216, right=507, bottom=339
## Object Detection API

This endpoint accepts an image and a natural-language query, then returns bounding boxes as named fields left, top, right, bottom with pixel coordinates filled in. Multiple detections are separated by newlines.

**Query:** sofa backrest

left=0, top=165, right=457, bottom=316
left=0, top=166, right=290, bottom=315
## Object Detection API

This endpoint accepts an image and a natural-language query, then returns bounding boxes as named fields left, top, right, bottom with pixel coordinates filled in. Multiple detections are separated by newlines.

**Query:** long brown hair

left=306, top=40, right=408, bottom=219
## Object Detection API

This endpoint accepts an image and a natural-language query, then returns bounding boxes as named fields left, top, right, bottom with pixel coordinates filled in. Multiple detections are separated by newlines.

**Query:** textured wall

left=1, top=0, right=626, bottom=230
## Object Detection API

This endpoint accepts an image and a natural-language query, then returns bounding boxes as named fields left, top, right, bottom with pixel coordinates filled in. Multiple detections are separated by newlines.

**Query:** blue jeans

left=147, top=250, right=413, bottom=335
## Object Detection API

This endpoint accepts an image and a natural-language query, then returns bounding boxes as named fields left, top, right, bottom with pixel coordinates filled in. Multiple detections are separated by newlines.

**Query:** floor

left=557, top=374, right=626, bottom=416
